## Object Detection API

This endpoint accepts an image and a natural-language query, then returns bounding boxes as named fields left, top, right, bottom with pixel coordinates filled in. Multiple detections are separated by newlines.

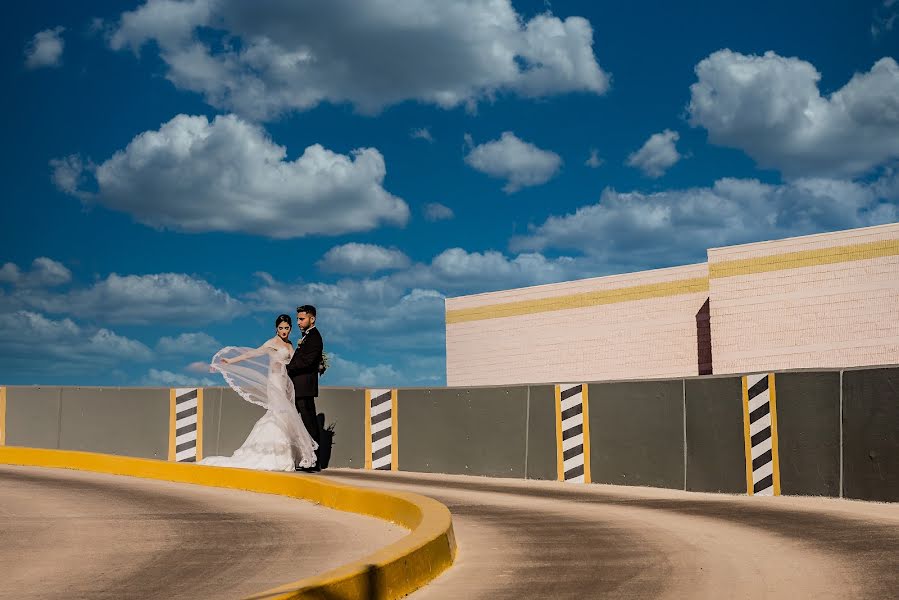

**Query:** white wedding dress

left=199, top=340, right=318, bottom=471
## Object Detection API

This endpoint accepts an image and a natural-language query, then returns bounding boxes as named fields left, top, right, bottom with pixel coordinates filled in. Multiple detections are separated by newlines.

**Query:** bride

left=199, top=314, right=317, bottom=471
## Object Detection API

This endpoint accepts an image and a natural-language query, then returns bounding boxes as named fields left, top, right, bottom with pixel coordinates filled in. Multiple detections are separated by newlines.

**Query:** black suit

left=287, top=327, right=323, bottom=466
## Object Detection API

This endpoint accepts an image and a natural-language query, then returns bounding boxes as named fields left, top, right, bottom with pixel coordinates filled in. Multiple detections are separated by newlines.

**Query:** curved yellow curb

left=0, top=447, right=456, bottom=599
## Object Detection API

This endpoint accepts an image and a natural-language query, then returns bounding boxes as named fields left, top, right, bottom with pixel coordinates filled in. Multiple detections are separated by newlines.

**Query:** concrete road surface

left=324, top=469, right=899, bottom=600
left=0, top=465, right=404, bottom=600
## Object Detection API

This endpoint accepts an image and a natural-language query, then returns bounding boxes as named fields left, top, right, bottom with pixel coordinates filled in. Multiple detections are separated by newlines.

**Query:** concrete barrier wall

left=842, top=368, right=899, bottom=502
left=684, top=377, right=746, bottom=493
left=3, top=386, right=169, bottom=459
left=774, top=372, right=841, bottom=496
left=396, top=387, right=530, bottom=478
left=1, top=366, right=897, bottom=501
left=589, top=381, right=685, bottom=489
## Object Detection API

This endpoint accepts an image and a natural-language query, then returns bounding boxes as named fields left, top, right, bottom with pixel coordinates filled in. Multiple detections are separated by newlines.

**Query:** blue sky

left=2, top=0, right=898, bottom=387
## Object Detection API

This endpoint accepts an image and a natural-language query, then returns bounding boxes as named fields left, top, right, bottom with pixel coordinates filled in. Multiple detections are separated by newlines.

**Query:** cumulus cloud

left=689, top=50, right=899, bottom=178
left=49, top=154, right=91, bottom=198
left=0, top=257, right=71, bottom=288
left=18, top=271, right=244, bottom=325
left=318, top=243, right=411, bottom=275
left=52, top=114, right=409, bottom=238
left=24, top=27, right=65, bottom=69
left=156, top=332, right=222, bottom=355
left=873, top=0, right=899, bottom=37
left=465, top=132, right=562, bottom=193
left=325, top=353, right=401, bottom=387
left=393, top=248, right=585, bottom=292
left=109, top=0, right=609, bottom=119
left=585, top=149, right=603, bottom=168
left=512, top=175, right=899, bottom=269
left=410, top=128, right=434, bottom=143
left=0, top=310, right=152, bottom=376
left=140, top=368, right=215, bottom=387
left=626, top=130, right=681, bottom=178
left=424, top=202, right=455, bottom=221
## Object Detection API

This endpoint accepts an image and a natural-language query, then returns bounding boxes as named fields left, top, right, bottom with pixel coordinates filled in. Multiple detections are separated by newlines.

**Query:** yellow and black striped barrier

left=741, top=373, right=781, bottom=496
left=168, top=387, right=203, bottom=462
left=365, top=388, right=398, bottom=471
left=555, top=383, right=592, bottom=483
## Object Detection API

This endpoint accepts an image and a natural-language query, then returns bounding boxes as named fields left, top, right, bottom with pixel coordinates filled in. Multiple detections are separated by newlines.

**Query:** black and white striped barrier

left=365, top=388, right=397, bottom=471
left=555, top=383, right=592, bottom=483
left=742, top=373, right=781, bottom=496
left=169, top=387, right=203, bottom=463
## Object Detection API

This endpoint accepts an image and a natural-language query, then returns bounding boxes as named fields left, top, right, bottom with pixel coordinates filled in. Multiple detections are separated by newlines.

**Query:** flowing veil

left=210, top=345, right=318, bottom=464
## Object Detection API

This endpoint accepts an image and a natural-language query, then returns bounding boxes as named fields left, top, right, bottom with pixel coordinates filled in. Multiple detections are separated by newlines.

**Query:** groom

left=287, top=304, right=324, bottom=472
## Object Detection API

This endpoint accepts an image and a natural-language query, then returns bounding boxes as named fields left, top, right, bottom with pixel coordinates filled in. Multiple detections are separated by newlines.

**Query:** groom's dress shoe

left=295, top=465, right=321, bottom=473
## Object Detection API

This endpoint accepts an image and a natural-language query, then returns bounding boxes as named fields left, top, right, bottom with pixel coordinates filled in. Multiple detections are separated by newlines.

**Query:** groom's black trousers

left=295, top=395, right=322, bottom=460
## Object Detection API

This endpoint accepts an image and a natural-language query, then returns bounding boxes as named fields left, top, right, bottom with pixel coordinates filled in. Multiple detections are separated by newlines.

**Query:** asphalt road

left=322, top=469, right=899, bottom=600
left=0, top=465, right=404, bottom=600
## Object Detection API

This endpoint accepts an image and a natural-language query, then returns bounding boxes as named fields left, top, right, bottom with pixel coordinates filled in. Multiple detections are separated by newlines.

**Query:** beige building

left=445, top=222, right=899, bottom=386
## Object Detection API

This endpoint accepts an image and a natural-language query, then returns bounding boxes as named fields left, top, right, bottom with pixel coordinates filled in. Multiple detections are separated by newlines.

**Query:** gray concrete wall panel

left=842, top=368, right=899, bottom=502
left=525, top=385, right=558, bottom=480
left=397, top=387, right=528, bottom=477
left=202, top=387, right=224, bottom=458
left=56, top=388, right=169, bottom=459
left=5, top=386, right=61, bottom=449
left=589, top=381, right=685, bottom=489
left=684, top=377, right=746, bottom=493
left=773, top=372, right=840, bottom=497
left=316, top=388, right=365, bottom=469
left=215, top=388, right=266, bottom=456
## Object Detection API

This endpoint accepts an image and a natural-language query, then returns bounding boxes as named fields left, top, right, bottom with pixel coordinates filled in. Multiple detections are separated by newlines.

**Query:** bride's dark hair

left=275, top=314, right=292, bottom=328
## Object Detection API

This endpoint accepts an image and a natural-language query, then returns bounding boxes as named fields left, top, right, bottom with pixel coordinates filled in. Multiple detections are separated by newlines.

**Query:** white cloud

left=109, top=0, right=609, bottom=119
left=873, top=0, right=899, bottom=37
left=20, top=272, right=244, bottom=325
left=24, top=27, right=65, bottom=69
left=49, top=154, right=91, bottom=198
left=626, top=130, right=681, bottom=178
left=410, top=128, right=434, bottom=143
left=465, top=132, right=562, bottom=193
left=325, top=353, right=400, bottom=387
left=156, top=332, right=222, bottom=355
left=53, top=114, right=409, bottom=238
left=318, top=243, right=411, bottom=275
left=0, top=311, right=153, bottom=376
left=424, top=202, right=455, bottom=221
left=140, top=368, right=215, bottom=387
left=0, top=257, right=71, bottom=288
left=248, top=275, right=446, bottom=352
left=394, top=248, right=584, bottom=291
left=585, top=149, right=603, bottom=168
left=689, top=50, right=899, bottom=178
left=187, top=361, right=212, bottom=374
left=511, top=175, right=899, bottom=270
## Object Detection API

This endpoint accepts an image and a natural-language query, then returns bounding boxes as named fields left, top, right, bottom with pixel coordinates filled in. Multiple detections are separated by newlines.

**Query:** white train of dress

left=199, top=341, right=317, bottom=471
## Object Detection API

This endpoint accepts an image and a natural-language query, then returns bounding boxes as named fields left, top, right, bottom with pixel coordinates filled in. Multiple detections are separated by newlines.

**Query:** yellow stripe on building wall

left=446, top=277, right=709, bottom=325
left=0, top=387, right=6, bottom=447
left=710, top=238, right=899, bottom=279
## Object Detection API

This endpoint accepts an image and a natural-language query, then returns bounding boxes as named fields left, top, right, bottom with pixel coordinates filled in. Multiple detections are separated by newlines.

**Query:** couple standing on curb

left=199, top=305, right=326, bottom=473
